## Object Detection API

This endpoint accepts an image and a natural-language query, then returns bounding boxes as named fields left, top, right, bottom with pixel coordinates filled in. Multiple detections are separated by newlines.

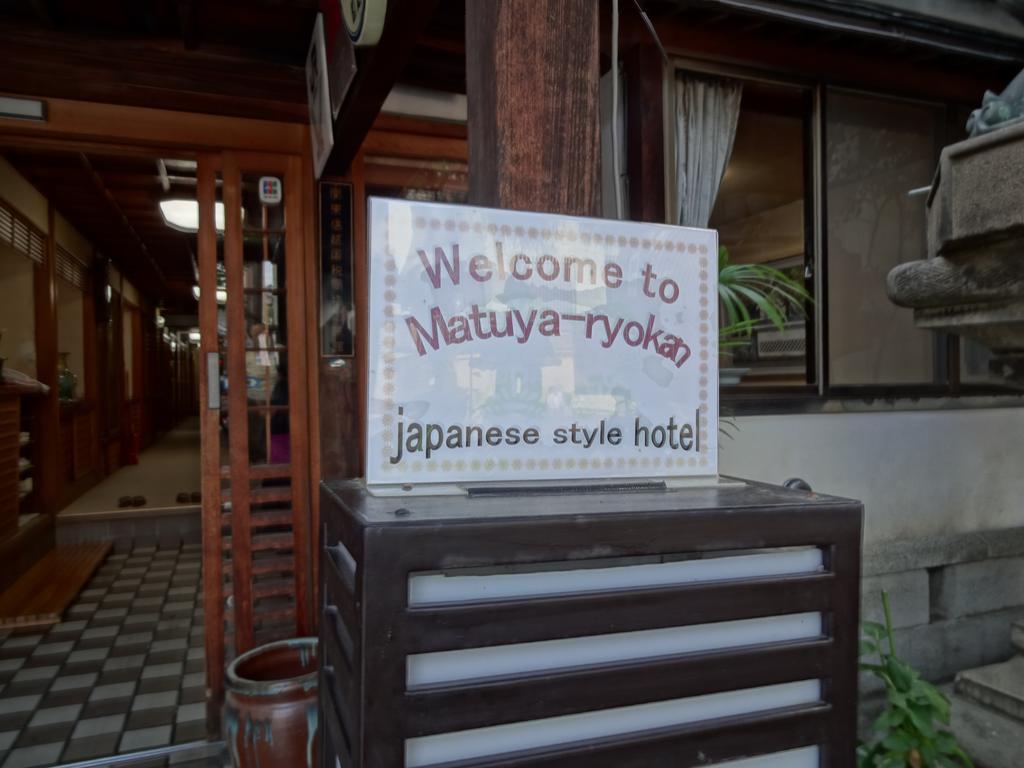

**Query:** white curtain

left=675, top=74, right=743, bottom=228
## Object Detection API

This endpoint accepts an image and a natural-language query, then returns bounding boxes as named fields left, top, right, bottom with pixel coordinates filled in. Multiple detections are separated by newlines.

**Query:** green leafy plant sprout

left=717, top=246, right=810, bottom=352
left=858, top=591, right=973, bottom=768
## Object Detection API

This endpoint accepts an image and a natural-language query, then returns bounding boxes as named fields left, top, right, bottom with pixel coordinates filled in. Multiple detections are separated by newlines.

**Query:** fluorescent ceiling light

left=192, top=285, right=228, bottom=305
left=161, top=158, right=198, bottom=172
left=382, top=84, right=466, bottom=122
left=160, top=199, right=230, bottom=233
left=0, top=96, right=46, bottom=121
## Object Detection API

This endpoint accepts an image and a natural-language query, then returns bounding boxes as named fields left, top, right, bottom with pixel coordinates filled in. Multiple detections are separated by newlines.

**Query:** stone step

left=950, top=687, right=1024, bottom=768
left=1012, top=620, right=1024, bottom=654
left=955, top=655, right=1024, bottom=722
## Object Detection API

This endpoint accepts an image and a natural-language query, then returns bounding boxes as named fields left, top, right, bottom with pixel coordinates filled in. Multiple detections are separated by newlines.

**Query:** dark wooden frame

left=199, top=151, right=316, bottom=722
left=318, top=180, right=356, bottom=359
left=319, top=480, right=863, bottom=767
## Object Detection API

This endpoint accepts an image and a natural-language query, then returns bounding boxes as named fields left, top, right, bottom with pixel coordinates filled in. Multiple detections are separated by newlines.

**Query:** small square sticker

left=259, top=176, right=282, bottom=205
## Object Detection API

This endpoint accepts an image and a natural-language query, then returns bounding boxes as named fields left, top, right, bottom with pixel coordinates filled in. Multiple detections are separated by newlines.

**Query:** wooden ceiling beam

left=4, top=152, right=194, bottom=308
left=0, top=22, right=307, bottom=122
left=650, top=14, right=1015, bottom=105
left=78, top=153, right=167, bottom=290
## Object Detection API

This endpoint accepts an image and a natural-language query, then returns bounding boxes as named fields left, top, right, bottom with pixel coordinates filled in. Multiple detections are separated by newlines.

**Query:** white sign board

left=366, top=198, right=718, bottom=487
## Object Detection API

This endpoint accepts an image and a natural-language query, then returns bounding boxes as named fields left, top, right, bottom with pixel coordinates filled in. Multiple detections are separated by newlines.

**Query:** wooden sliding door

left=197, top=152, right=312, bottom=718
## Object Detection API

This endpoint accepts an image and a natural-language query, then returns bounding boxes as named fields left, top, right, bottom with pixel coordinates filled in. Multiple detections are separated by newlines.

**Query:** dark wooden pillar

left=466, top=0, right=601, bottom=216
left=34, top=204, right=60, bottom=515
left=625, top=43, right=667, bottom=223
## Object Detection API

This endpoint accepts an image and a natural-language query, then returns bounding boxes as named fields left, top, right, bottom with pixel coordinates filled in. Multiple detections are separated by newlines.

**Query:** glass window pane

left=826, top=90, right=942, bottom=386
left=243, top=235, right=285, bottom=290
left=708, top=79, right=813, bottom=387
left=961, top=338, right=1006, bottom=385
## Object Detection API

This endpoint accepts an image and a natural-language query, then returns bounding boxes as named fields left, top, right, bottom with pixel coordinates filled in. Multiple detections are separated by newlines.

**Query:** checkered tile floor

left=0, top=544, right=221, bottom=767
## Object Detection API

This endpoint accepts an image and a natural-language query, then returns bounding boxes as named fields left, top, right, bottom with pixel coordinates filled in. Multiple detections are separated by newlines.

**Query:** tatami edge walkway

left=60, top=421, right=201, bottom=519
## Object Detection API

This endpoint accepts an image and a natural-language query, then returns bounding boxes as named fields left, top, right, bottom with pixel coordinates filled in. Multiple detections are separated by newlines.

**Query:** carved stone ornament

left=887, top=118, right=1024, bottom=385
left=967, top=68, right=1024, bottom=138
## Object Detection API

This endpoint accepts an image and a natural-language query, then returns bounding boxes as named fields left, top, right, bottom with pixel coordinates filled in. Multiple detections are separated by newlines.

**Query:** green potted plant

left=717, top=246, right=810, bottom=383
left=859, top=592, right=973, bottom=767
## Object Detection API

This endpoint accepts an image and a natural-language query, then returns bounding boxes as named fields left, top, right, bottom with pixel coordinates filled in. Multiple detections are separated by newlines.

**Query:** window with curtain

left=697, top=76, right=815, bottom=388
left=671, top=70, right=998, bottom=399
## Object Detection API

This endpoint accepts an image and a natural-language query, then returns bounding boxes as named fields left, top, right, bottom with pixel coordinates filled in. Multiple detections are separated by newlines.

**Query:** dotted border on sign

left=379, top=214, right=713, bottom=475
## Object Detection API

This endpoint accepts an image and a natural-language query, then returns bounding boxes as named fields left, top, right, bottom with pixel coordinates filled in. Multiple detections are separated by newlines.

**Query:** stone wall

left=860, top=525, right=1024, bottom=693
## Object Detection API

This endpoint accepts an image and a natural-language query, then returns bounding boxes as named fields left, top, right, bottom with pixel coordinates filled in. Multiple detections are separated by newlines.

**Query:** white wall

left=0, top=241, right=37, bottom=376
left=0, top=157, right=47, bottom=232
left=720, top=408, right=1024, bottom=544
left=55, top=213, right=92, bottom=265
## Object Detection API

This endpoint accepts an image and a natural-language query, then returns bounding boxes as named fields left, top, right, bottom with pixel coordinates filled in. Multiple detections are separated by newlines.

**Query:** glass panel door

left=197, top=152, right=311, bottom=717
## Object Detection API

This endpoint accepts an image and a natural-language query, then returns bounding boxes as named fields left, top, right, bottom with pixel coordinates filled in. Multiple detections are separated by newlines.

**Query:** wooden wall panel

left=284, top=154, right=312, bottom=636
left=197, top=155, right=225, bottom=728
left=33, top=205, right=59, bottom=516
left=222, top=156, right=254, bottom=655
left=0, top=396, right=21, bottom=538
left=466, top=0, right=600, bottom=215
left=72, top=409, right=94, bottom=480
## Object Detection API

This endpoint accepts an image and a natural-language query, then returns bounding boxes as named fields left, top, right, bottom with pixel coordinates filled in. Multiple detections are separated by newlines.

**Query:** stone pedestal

left=887, top=117, right=1024, bottom=762
left=887, top=120, right=1024, bottom=384
left=956, top=635, right=1024, bottom=721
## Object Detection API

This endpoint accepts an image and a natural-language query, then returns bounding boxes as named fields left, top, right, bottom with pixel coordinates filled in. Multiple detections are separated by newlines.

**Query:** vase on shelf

left=58, top=352, right=77, bottom=401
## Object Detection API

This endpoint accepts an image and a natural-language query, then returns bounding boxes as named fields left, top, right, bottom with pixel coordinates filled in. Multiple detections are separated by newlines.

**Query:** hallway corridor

left=60, top=421, right=201, bottom=518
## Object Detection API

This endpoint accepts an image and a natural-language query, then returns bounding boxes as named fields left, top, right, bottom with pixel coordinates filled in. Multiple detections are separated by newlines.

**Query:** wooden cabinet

left=59, top=399, right=96, bottom=484
left=318, top=480, right=863, bottom=768
left=0, top=392, right=21, bottom=538
left=0, top=385, right=40, bottom=538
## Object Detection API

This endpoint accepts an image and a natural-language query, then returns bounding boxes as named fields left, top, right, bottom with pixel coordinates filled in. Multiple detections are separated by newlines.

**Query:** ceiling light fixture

left=160, top=199, right=233, bottom=233
left=156, top=159, right=171, bottom=193
left=0, top=96, right=46, bottom=122
left=192, top=285, right=229, bottom=305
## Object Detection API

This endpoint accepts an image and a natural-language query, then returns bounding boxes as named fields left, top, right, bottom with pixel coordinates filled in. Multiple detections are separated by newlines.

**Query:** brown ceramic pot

left=224, top=637, right=319, bottom=768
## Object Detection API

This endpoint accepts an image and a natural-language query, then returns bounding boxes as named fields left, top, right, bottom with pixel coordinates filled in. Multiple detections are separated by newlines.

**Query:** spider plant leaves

left=716, top=246, right=810, bottom=358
